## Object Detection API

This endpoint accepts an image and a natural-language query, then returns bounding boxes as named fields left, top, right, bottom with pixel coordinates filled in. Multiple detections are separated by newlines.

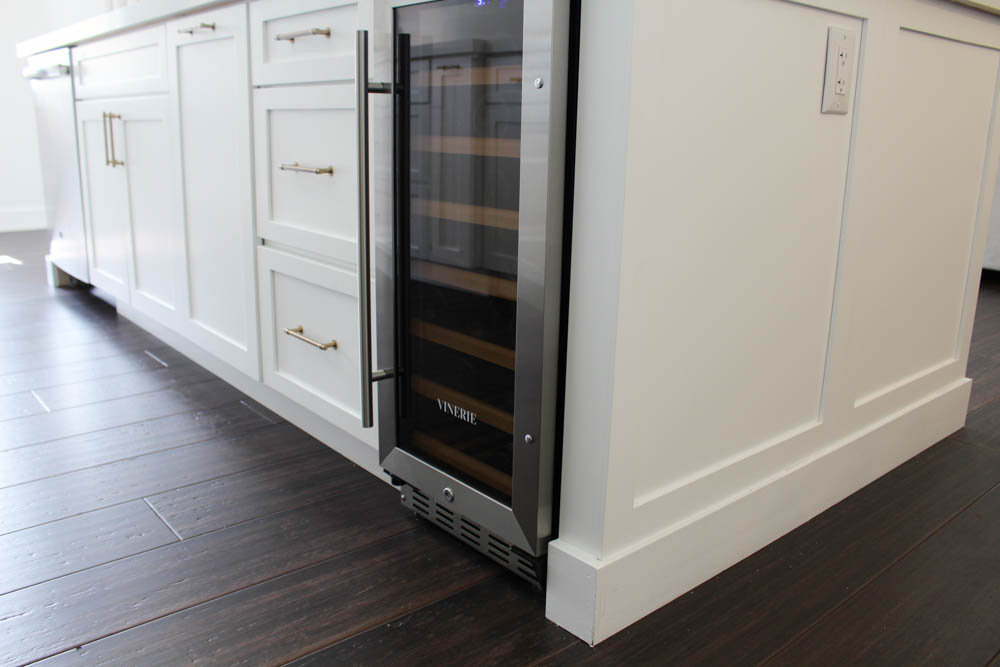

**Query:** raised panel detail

left=609, top=0, right=862, bottom=501
left=250, top=0, right=359, bottom=86
left=850, top=30, right=1000, bottom=407
left=168, top=4, right=258, bottom=379
left=253, top=84, right=358, bottom=264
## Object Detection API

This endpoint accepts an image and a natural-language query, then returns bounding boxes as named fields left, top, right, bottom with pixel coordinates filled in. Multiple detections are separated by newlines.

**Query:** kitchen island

left=18, top=0, right=1000, bottom=645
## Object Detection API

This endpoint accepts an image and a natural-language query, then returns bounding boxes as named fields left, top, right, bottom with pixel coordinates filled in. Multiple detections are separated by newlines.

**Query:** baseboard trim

left=545, top=378, right=971, bottom=645
left=116, top=301, right=386, bottom=482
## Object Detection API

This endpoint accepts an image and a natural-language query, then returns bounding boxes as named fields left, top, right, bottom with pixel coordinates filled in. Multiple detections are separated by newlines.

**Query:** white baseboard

left=116, top=301, right=387, bottom=482
left=0, top=206, right=46, bottom=232
left=545, top=379, right=971, bottom=645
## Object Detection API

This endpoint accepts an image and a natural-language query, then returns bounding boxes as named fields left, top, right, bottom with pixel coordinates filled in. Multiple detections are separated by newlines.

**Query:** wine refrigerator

left=356, top=0, right=571, bottom=585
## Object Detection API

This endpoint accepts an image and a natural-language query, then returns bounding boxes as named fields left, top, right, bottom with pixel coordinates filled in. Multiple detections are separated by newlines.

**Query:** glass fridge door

left=394, top=0, right=524, bottom=506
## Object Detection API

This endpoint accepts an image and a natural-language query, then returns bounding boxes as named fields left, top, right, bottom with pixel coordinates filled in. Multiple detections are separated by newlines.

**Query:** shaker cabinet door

left=118, top=95, right=185, bottom=327
left=167, top=5, right=260, bottom=380
left=76, top=101, right=131, bottom=303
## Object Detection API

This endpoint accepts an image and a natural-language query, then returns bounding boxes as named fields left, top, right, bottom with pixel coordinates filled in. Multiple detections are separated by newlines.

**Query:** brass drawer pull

left=284, top=325, right=337, bottom=350
left=102, top=112, right=124, bottom=167
left=178, top=22, right=216, bottom=34
left=280, top=162, right=333, bottom=175
left=275, top=28, right=331, bottom=43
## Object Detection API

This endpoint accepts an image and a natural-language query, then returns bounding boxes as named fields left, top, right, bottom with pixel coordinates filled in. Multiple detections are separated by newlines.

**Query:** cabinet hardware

left=275, top=27, right=331, bottom=42
left=279, top=162, right=333, bottom=175
left=283, top=325, right=337, bottom=350
left=177, top=22, right=216, bottom=34
left=356, top=29, right=393, bottom=429
left=102, top=112, right=124, bottom=167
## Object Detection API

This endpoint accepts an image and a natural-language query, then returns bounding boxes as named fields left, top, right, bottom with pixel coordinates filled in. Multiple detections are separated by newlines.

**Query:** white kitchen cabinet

left=257, top=245, right=374, bottom=444
left=253, top=83, right=359, bottom=265
left=72, top=25, right=168, bottom=99
left=167, top=5, right=259, bottom=380
left=249, top=0, right=360, bottom=86
left=76, top=96, right=183, bottom=324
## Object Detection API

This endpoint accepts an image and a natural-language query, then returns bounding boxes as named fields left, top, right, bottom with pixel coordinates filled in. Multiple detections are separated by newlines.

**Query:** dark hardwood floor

left=1, top=229, right=998, bottom=666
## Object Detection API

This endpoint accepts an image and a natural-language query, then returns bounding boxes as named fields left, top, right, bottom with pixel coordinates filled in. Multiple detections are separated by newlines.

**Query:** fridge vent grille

left=399, top=483, right=543, bottom=588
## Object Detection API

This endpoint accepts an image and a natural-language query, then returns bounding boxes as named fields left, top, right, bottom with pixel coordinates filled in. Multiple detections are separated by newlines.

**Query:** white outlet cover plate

left=822, top=26, right=857, bottom=115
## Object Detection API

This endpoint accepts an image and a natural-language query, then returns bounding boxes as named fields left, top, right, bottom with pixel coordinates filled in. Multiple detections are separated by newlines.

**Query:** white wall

left=0, top=0, right=111, bottom=232
left=548, top=0, right=1000, bottom=645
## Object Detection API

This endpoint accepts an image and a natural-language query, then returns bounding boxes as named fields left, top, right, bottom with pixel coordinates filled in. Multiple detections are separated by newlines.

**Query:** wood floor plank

left=0, top=345, right=187, bottom=397
left=146, top=449, right=379, bottom=538
left=0, top=501, right=177, bottom=596
left=549, top=438, right=1000, bottom=666
left=0, top=331, right=167, bottom=376
left=0, top=378, right=243, bottom=451
left=291, top=575, right=578, bottom=666
left=0, top=320, right=146, bottom=358
left=36, top=528, right=501, bottom=667
left=0, top=391, right=47, bottom=422
left=1, top=490, right=418, bottom=666
left=0, top=400, right=272, bottom=489
left=768, top=483, right=1000, bottom=666
left=952, top=393, right=1000, bottom=450
left=32, top=361, right=213, bottom=413
left=0, top=422, right=319, bottom=535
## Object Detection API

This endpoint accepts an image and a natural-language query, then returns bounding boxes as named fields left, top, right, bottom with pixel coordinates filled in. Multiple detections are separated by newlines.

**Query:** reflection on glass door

left=395, top=0, right=523, bottom=506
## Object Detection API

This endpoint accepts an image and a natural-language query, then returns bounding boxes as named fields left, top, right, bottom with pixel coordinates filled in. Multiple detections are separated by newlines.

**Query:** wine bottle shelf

left=410, top=430, right=513, bottom=497
left=411, top=135, right=520, bottom=159
left=413, top=198, right=518, bottom=231
left=411, top=375, right=514, bottom=434
left=410, top=259, right=517, bottom=301
left=411, top=318, right=515, bottom=370
left=411, top=65, right=523, bottom=88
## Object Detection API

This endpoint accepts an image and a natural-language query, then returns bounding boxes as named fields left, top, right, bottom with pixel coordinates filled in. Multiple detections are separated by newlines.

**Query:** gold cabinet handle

left=275, top=27, right=331, bottom=42
left=103, top=112, right=124, bottom=167
left=284, top=325, right=337, bottom=351
left=280, top=162, right=333, bottom=175
left=178, top=22, right=216, bottom=34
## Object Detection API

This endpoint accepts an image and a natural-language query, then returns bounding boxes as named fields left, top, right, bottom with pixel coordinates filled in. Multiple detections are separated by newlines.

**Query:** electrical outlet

left=822, top=27, right=857, bottom=115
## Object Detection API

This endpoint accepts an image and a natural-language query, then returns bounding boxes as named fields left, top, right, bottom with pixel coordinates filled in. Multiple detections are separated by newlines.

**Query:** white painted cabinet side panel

left=610, top=0, right=861, bottom=506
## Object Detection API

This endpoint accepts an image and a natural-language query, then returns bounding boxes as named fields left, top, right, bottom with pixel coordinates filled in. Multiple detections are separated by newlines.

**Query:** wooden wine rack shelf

left=411, top=375, right=514, bottom=434
left=411, top=319, right=515, bottom=370
left=413, top=198, right=518, bottom=231
left=410, top=259, right=517, bottom=301
left=410, top=430, right=513, bottom=497
left=412, top=135, right=521, bottom=159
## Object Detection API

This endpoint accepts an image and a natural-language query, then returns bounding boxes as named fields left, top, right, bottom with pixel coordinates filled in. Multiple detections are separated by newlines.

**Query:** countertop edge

left=15, top=0, right=237, bottom=59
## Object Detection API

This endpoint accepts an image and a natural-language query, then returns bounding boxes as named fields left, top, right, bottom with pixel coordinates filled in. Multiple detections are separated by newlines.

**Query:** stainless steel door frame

left=365, top=0, right=569, bottom=556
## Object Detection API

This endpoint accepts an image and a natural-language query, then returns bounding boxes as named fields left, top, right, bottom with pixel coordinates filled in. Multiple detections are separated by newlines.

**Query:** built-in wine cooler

left=354, top=0, right=571, bottom=584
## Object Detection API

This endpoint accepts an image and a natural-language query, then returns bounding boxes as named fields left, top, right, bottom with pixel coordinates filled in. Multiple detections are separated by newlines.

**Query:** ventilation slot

left=459, top=518, right=481, bottom=548
left=410, top=489, right=431, bottom=518
left=435, top=505, right=455, bottom=530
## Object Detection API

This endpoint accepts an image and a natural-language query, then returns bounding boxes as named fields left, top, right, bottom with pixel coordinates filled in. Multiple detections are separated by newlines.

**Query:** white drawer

left=258, top=246, right=372, bottom=442
left=250, top=0, right=359, bottom=86
left=254, top=84, right=358, bottom=264
left=72, top=25, right=167, bottom=99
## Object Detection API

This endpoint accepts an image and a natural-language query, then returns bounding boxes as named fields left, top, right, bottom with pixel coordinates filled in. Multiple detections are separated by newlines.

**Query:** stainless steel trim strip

left=357, top=29, right=393, bottom=429
left=22, top=64, right=70, bottom=80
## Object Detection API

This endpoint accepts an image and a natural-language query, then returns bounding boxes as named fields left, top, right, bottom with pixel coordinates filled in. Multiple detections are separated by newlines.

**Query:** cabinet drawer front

left=72, top=25, right=167, bottom=99
left=254, top=84, right=358, bottom=264
left=250, top=0, right=358, bottom=85
left=258, top=247, right=370, bottom=441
